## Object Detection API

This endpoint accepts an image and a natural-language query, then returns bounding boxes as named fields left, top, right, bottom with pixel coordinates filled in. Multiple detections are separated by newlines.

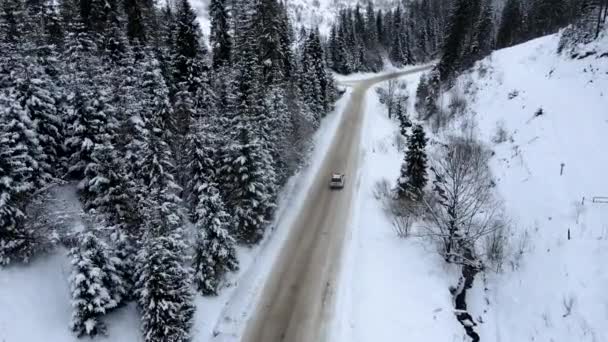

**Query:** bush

left=482, top=218, right=511, bottom=272
left=392, top=215, right=413, bottom=238
left=492, top=120, right=509, bottom=144
left=448, top=88, right=467, bottom=119
left=372, top=178, right=392, bottom=202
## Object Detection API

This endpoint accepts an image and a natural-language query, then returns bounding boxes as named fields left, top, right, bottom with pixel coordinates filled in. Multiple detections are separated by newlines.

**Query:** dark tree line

left=0, top=0, right=335, bottom=340
left=327, top=0, right=450, bottom=73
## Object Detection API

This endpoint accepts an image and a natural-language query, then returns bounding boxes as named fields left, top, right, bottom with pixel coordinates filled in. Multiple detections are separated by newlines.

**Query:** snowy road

left=241, top=66, right=433, bottom=342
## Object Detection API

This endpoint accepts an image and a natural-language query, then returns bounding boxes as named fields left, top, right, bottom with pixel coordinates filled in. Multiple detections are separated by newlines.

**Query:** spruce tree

left=209, top=0, right=231, bottom=69
left=397, top=124, right=428, bottom=200
left=395, top=97, right=412, bottom=137
left=0, top=94, right=41, bottom=265
left=135, top=235, right=194, bottom=342
left=437, top=0, right=481, bottom=82
left=16, top=57, right=63, bottom=179
left=65, top=85, right=117, bottom=182
left=470, top=0, right=494, bottom=61
left=496, top=0, right=524, bottom=49
left=136, top=116, right=183, bottom=236
left=192, top=186, right=238, bottom=295
left=69, top=232, right=126, bottom=337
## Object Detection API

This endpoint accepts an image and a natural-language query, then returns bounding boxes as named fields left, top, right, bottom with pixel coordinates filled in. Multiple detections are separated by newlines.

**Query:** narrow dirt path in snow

left=241, top=66, right=432, bottom=342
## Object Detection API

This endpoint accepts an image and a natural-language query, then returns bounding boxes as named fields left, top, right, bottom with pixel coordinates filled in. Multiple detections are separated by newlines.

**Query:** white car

left=329, top=173, right=345, bottom=189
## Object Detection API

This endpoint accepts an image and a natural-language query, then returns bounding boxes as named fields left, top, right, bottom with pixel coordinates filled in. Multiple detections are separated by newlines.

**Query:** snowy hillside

left=440, top=31, right=608, bottom=341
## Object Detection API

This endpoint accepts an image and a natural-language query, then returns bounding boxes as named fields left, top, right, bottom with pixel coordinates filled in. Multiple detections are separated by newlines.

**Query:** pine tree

left=17, top=58, right=64, bottom=179
left=300, top=30, right=335, bottom=118
left=395, top=97, right=412, bottom=137
left=0, top=90, right=45, bottom=189
left=173, top=0, right=203, bottom=93
left=528, top=0, right=568, bottom=37
left=253, top=0, right=293, bottom=85
left=136, top=116, right=183, bottom=236
left=397, top=124, right=428, bottom=200
left=69, top=232, right=126, bottom=337
left=65, top=85, right=117, bottom=182
left=496, top=0, right=524, bottom=49
left=124, top=0, right=147, bottom=43
left=222, top=132, right=275, bottom=245
left=135, top=235, right=194, bottom=342
left=209, top=0, right=231, bottom=69
left=192, top=186, right=238, bottom=295
left=0, top=94, right=41, bottom=265
left=470, top=0, right=494, bottom=61
left=437, top=0, right=481, bottom=82
left=365, top=1, right=378, bottom=49
left=264, top=85, right=294, bottom=181
left=172, top=0, right=207, bottom=184
left=389, top=7, right=406, bottom=66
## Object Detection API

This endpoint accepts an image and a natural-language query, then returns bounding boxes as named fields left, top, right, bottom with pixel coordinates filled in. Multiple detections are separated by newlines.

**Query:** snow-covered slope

left=446, top=32, right=608, bottom=341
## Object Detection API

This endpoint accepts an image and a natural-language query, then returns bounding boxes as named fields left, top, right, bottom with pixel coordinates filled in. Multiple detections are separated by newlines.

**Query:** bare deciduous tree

left=420, top=136, right=502, bottom=266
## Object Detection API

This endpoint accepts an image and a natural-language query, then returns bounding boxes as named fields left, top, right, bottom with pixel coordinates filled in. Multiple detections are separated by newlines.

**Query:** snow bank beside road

left=331, top=69, right=463, bottom=342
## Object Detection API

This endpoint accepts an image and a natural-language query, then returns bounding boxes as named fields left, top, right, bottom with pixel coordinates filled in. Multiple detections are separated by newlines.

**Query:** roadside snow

left=331, top=69, right=463, bottom=342
left=439, top=33, right=608, bottom=341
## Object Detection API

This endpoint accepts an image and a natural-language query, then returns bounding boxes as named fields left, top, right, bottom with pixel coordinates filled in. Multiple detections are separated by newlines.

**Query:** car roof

left=332, top=173, right=343, bottom=178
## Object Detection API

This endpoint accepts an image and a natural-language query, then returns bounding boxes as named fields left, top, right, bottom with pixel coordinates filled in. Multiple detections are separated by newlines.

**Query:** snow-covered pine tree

left=365, top=1, right=378, bottom=50
left=395, top=97, right=412, bottom=138
left=66, top=84, right=118, bottom=183
left=82, top=140, right=138, bottom=234
left=217, top=0, right=278, bottom=245
left=185, top=119, right=221, bottom=218
left=209, top=0, right=231, bottom=69
left=264, top=85, right=294, bottom=182
left=16, top=57, right=64, bottom=180
left=254, top=0, right=292, bottom=86
left=223, top=131, right=276, bottom=245
left=0, top=85, right=47, bottom=265
left=136, top=115, right=183, bottom=236
left=496, top=0, right=524, bottom=49
left=135, top=234, right=194, bottom=342
left=191, top=177, right=238, bottom=295
left=172, top=0, right=205, bottom=111
left=470, top=0, right=494, bottom=61
left=300, top=30, right=335, bottom=119
left=397, top=124, right=428, bottom=200
left=69, top=234, right=111, bottom=337
left=437, top=0, right=483, bottom=82
left=69, top=231, right=126, bottom=337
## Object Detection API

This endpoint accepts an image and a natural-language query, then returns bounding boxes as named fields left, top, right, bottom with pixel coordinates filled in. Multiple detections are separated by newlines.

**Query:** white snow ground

left=436, top=31, right=608, bottom=341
